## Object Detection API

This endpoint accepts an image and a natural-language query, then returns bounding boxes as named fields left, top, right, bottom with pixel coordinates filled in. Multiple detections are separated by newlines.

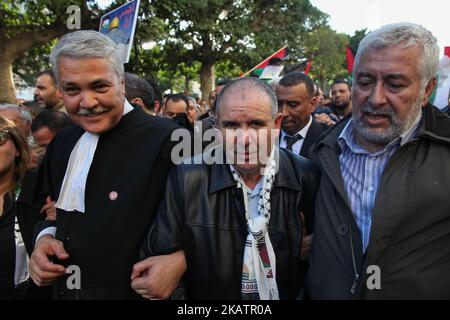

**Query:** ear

left=56, top=88, right=63, bottom=99
left=120, top=78, right=126, bottom=96
left=153, top=101, right=160, bottom=114
left=274, top=112, right=283, bottom=130
left=422, top=78, right=437, bottom=106
left=131, top=97, right=144, bottom=108
left=309, top=96, right=317, bottom=113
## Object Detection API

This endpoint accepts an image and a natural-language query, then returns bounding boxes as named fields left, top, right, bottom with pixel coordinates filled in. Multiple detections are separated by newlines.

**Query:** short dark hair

left=125, top=73, right=155, bottom=111
left=36, top=70, right=57, bottom=86
left=31, top=110, right=71, bottom=134
left=166, top=93, right=189, bottom=111
left=331, top=79, right=351, bottom=91
left=145, top=77, right=162, bottom=106
left=278, top=72, right=315, bottom=98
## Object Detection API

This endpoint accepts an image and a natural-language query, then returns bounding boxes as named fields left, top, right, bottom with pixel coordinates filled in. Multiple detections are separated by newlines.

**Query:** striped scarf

left=230, top=150, right=279, bottom=300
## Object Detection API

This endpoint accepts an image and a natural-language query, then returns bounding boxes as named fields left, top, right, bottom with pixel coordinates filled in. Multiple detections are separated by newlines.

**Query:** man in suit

left=28, top=30, right=186, bottom=299
left=276, top=72, right=329, bottom=158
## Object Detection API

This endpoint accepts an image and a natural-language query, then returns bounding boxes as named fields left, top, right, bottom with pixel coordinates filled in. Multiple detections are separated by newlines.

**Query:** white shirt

left=280, top=115, right=313, bottom=154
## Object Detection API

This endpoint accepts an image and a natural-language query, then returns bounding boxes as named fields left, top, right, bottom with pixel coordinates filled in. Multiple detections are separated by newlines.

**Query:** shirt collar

left=123, top=99, right=133, bottom=115
left=338, top=111, right=423, bottom=156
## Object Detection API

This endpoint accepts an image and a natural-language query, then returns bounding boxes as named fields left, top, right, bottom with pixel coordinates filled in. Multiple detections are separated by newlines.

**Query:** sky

left=310, top=0, right=450, bottom=58
left=96, top=0, right=449, bottom=57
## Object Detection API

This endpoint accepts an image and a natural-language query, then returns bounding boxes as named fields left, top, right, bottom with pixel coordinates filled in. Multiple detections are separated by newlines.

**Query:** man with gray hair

left=0, top=103, right=32, bottom=141
left=307, top=22, right=450, bottom=299
left=0, top=103, right=44, bottom=168
left=29, top=30, right=185, bottom=299
left=135, top=77, right=320, bottom=299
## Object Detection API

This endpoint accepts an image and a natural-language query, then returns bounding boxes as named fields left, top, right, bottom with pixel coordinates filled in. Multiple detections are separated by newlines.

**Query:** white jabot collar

left=55, top=100, right=132, bottom=213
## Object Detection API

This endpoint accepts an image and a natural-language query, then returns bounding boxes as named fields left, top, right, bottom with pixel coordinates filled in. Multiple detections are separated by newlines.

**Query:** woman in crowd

left=0, top=116, right=32, bottom=299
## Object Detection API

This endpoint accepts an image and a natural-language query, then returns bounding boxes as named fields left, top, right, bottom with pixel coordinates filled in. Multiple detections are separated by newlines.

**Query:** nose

left=368, top=82, right=387, bottom=107
left=34, top=88, right=40, bottom=96
left=80, top=91, right=97, bottom=109
left=279, top=102, right=289, bottom=118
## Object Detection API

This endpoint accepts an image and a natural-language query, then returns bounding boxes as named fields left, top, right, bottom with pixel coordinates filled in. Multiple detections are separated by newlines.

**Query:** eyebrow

left=356, top=72, right=375, bottom=78
left=60, top=79, right=112, bottom=87
left=221, top=120, right=238, bottom=126
left=357, top=72, right=409, bottom=81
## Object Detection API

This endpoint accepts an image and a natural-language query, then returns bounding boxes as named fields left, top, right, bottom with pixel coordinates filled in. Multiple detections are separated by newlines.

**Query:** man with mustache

left=277, top=72, right=330, bottom=159
left=307, top=22, right=450, bottom=299
left=28, top=31, right=185, bottom=299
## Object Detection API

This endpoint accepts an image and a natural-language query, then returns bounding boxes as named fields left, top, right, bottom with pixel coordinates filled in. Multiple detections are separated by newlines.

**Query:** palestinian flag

left=432, top=47, right=450, bottom=109
left=346, top=45, right=355, bottom=76
left=304, top=60, right=313, bottom=75
left=242, top=46, right=289, bottom=78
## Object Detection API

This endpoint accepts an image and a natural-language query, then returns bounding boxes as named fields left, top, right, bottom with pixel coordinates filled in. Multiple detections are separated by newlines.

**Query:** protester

left=307, top=22, right=450, bottom=299
left=134, top=77, right=320, bottom=300
left=0, top=116, right=32, bottom=299
left=29, top=30, right=186, bottom=299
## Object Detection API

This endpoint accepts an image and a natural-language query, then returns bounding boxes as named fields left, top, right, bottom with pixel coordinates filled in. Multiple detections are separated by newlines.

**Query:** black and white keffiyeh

left=230, top=149, right=279, bottom=300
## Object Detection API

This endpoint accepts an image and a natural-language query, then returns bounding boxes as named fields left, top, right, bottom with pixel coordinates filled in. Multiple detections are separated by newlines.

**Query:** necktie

left=285, top=134, right=302, bottom=151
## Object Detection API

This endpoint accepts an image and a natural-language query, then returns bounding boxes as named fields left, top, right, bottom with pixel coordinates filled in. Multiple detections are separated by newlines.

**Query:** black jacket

left=142, top=148, right=320, bottom=299
left=307, top=104, right=450, bottom=299
left=300, top=119, right=329, bottom=158
left=34, top=108, right=180, bottom=299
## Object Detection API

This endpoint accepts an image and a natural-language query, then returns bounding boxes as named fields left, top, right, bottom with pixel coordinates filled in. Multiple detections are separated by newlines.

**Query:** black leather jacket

left=142, top=148, right=320, bottom=299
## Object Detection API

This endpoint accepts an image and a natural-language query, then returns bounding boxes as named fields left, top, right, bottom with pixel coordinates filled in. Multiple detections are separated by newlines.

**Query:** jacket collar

left=417, top=103, right=450, bottom=144
left=209, top=148, right=301, bottom=193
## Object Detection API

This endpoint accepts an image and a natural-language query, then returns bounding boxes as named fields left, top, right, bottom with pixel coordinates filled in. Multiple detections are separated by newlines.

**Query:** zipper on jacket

left=346, top=204, right=360, bottom=295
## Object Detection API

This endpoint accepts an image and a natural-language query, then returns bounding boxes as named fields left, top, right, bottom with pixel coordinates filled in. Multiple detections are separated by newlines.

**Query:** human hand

left=29, top=235, right=69, bottom=286
left=40, top=196, right=56, bottom=220
left=131, top=250, right=187, bottom=300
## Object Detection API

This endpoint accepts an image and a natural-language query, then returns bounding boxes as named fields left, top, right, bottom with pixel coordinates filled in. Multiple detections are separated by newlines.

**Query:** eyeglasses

left=0, top=130, right=10, bottom=146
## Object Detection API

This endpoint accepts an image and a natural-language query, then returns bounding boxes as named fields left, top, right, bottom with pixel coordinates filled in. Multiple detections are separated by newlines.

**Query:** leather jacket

left=142, top=148, right=320, bottom=299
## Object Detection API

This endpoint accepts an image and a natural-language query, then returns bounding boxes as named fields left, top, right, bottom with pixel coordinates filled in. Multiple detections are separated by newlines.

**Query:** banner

left=99, top=0, right=141, bottom=63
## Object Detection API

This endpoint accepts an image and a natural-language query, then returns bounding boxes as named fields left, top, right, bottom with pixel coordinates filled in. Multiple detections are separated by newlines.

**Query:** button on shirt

left=337, top=112, right=422, bottom=252
left=280, top=116, right=312, bottom=154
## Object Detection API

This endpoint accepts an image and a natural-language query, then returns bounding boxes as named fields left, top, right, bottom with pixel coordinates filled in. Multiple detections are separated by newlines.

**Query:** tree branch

left=2, top=23, right=67, bottom=62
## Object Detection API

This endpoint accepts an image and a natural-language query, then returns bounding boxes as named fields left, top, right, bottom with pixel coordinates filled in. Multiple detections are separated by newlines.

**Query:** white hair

left=0, top=103, right=31, bottom=123
left=50, top=30, right=124, bottom=85
left=353, top=22, right=439, bottom=90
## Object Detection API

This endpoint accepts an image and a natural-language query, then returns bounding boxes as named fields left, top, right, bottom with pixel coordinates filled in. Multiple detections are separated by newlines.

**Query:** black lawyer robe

left=34, top=108, right=180, bottom=299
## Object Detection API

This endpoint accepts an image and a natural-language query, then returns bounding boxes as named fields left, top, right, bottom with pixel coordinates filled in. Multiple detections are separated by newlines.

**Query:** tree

left=0, top=0, right=107, bottom=102
left=348, top=28, right=368, bottom=55
left=147, top=0, right=328, bottom=100
left=302, top=26, right=348, bottom=88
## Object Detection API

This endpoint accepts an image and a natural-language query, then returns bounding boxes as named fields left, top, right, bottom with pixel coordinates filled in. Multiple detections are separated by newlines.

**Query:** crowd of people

left=1, top=22, right=450, bottom=300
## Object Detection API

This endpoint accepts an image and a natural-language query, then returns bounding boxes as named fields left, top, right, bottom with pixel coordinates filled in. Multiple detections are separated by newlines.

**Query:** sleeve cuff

left=36, top=227, right=57, bottom=243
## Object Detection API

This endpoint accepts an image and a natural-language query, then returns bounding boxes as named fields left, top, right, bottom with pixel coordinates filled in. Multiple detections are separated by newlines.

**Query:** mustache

left=77, top=106, right=109, bottom=116
left=360, top=103, right=394, bottom=117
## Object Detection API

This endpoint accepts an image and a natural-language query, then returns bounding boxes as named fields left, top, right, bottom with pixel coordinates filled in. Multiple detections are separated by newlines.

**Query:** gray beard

left=353, top=94, right=423, bottom=145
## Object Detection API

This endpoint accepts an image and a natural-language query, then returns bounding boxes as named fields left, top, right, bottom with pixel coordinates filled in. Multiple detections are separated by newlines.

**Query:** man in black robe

left=28, top=30, right=186, bottom=299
